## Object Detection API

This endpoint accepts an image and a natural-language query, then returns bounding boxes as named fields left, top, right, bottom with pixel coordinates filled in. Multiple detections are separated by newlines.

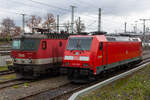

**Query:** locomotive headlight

left=64, top=56, right=73, bottom=60
left=29, top=59, right=32, bottom=63
left=23, top=59, right=32, bottom=64
left=79, top=56, right=89, bottom=61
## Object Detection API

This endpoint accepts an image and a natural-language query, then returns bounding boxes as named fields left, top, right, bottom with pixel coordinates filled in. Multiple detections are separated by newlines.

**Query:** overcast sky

left=0, top=0, right=150, bottom=33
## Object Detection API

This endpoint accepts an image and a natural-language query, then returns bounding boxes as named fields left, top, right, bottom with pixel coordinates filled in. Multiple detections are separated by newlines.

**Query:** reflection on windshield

left=67, top=37, right=93, bottom=50
left=22, top=39, right=39, bottom=50
left=12, top=40, right=21, bottom=49
left=12, top=39, right=40, bottom=51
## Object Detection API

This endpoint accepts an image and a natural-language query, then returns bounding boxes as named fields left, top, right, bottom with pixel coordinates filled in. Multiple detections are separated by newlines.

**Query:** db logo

left=18, top=54, right=25, bottom=57
left=74, top=56, right=78, bottom=60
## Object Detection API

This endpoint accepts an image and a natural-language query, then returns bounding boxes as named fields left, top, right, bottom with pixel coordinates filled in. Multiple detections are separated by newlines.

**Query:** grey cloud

left=1, top=0, right=150, bottom=17
left=0, top=0, right=150, bottom=32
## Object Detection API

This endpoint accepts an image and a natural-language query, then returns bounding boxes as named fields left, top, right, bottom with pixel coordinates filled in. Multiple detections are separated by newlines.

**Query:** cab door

left=97, top=42, right=104, bottom=66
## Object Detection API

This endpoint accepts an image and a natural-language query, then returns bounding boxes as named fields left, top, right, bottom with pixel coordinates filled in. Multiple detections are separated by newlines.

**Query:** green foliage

left=24, top=82, right=29, bottom=88
left=0, top=37, right=12, bottom=42
left=0, top=66, right=8, bottom=71
left=13, top=85, right=19, bottom=88
left=81, top=65, right=150, bottom=100
left=0, top=74, right=16, bottom=83
left=1, top=74, right=16, bottom=80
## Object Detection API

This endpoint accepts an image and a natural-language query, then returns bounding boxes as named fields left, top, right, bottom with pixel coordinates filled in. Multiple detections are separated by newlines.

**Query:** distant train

left=63, top=35, right=143, bottom=83
left=11, top=30, right=69, bottom=79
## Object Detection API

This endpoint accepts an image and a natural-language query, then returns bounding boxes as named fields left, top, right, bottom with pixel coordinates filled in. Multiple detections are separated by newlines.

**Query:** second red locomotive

left=63, top=34, right=143, bottom=82
left=11, top=31, right=69, bottom=79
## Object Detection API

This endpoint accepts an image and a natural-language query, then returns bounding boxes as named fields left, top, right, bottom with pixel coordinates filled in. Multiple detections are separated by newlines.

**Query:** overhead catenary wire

left=86, top=20, right=97, bottom=28
left=9, top=0, right=47, bottom=13
left=28, top=0, right=71, bottom=12
left=0, top=0, right=98, bottom=33
left=0, top=0, right=68, bottom=18
left=0, top=9, right=21, bottom=16
left=0, top=0, right=71, bottom=30
left=0, top=0, right=143, bottom=33
left=8, top=0, right=65, bottom=16
left=0, top=0, right=98, bottom=22
left=71, top=0, right=99, bottom=9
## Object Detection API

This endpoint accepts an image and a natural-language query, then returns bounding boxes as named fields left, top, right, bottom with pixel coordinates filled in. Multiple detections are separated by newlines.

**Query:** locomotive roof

left=14, top=34, right=46, bottom=39
left=106, top=36, right=141, bottom=42
left=13, top=33, right=69, bottom=39
left=69, top=35, right=141, bottom=42
left=69, top=35, right=107, bottom=41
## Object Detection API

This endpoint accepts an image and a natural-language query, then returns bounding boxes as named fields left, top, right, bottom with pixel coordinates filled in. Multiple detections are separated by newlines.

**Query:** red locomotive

left=11, top=29, right=69, bottom=79
left=63, top=34, right=143, bottom=82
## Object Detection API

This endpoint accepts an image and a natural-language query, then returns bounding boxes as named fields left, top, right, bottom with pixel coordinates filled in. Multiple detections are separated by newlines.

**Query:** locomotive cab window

left=22, top=39, right=40, bottom=51
left=12, top=39, right=21, bottom=49
left=67, top=37, right=93, bottom=50
left=12, top=38, right=40, bottom=51
left=42, top=41, right=47, bottom=49
left=99, top=42, right=103, bottom=50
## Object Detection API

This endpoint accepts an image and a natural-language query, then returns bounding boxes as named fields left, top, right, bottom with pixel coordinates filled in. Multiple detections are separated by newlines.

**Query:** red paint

left=63, top=35, right=143, bottom=75
left=11, top=39, right=67, bottom=62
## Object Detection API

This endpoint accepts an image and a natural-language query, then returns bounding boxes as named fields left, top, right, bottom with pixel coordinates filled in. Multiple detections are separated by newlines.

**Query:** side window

left=59, top=41, right=62, bottom=47
left=99, top=42, right=103, bottom=50
left=42, top=41, right=47, bottom=49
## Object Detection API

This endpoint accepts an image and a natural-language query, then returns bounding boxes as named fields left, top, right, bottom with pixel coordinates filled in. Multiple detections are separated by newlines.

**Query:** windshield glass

left=12, top=40, right=21, bottom=49
left=22, top=39, right=39, bottom=50
left=67, top=37, right=93, bottom=50
left=12, top=39, right=40, bottom=51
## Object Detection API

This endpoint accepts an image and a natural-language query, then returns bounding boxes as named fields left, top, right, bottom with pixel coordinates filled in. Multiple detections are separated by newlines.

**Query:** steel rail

left=0, top=78, right=28, bottom=90
left=0, top=70, right=14, bottom=75
left=20, top=58, right=150, bottom=100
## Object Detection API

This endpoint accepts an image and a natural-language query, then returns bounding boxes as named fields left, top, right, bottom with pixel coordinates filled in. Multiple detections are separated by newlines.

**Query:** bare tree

left=12, top=26, right=22, bottom=36
left=63, top=21, right=70, bottom=33
left=1, top=18, right=15, bottom=37
left=26, top=15, right=42, bottom=32
left=42, top=13, right=56, bottom=31
left=74, top=18, right=85, bottom=33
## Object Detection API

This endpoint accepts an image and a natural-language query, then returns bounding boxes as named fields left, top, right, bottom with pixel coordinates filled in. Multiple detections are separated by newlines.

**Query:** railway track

left=0, top=70, right=14, bottom=76
left=0, top=50, right=149, bottom=100
left=17, top=55, right=150, bottom=100
left=0, top=76, right=69, bottom=100
left=0, top=78, right=30, bottom=90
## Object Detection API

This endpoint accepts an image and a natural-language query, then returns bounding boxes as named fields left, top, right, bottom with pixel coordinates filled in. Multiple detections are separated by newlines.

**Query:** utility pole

left=124, top=22, right=127, bottom=33
left=78, top=17, right=81, bottom=33
left=98, top=8, right=101, bottom=32
left=71, top=5, right=76, bottom=34
left=135, top=21, right=138, bottom=33
left=31, top=16, right=34, bottom=33
left=67, top=21, right=70, bottom=33
left=48, top=16, right=50, bottom=32
left=21, top=14, right=26, bottom=33
left=140, top=19, right=150, bottom=42
left=133, top=26, right=136, bottom=33
left=57, top=15, right=59, bottom=33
